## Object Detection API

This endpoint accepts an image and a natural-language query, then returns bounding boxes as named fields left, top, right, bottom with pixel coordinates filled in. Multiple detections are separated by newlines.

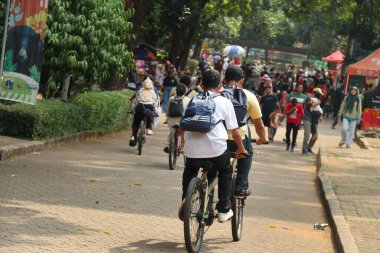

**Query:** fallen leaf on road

left=95, top=200, right=100, bottom=204
left=104, top=231, right=111, bottom=235
left=281, top=226, right=289, bottom=230
left=90, top=179, right=96, bottom=183
left=129, top=183, right=143, bottom=187
left=60, top=176, right=67, bottom=181
left=269, top=225, right=277, bottom=229
left=120, top=192, right=125, bottom=195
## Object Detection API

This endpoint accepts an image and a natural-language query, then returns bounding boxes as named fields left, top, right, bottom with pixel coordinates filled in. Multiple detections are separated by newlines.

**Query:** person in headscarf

left=129, top=78, right=159, bottom=146
left=337, top=86, right=362, bottom=148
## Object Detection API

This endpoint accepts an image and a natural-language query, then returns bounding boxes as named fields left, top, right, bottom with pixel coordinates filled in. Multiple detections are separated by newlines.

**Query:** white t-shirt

left=184, top=92, right=238, bottom=158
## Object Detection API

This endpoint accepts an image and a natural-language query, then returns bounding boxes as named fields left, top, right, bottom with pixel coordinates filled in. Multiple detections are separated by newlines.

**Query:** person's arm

left=252, top=118, right=267, bottom=145
left=231, top=128, right=248, bottom=158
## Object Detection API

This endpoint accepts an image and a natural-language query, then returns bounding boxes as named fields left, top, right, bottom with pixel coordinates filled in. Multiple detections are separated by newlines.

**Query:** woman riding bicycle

left=129, top=78, right=159, bottom=146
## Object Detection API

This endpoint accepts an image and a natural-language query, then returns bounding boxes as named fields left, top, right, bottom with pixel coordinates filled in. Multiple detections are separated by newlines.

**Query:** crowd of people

left=127, top=55, right=375, bottom=223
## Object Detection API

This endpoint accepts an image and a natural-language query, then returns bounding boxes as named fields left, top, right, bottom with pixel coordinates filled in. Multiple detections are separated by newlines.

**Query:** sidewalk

left=315, top=120, right=380, bottom=253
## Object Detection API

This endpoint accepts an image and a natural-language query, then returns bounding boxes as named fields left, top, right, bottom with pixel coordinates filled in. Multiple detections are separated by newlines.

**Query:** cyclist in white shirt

left=179, top=69, right=247, bottom=223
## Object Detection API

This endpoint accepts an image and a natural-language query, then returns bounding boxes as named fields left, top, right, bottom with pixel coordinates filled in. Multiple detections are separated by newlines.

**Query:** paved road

left=0, top=124, right=334, bottom=253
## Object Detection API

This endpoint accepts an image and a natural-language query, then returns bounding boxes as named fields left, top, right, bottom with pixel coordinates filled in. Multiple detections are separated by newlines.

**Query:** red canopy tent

left=323, top=50, right=345, bottom=83
left=323, top=50, right=345, bottom=63
left=347, top=47, right=380, bottom=77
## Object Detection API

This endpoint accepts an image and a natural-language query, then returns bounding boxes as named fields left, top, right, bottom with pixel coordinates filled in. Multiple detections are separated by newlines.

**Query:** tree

left=43, top=0, right=135, bottom=99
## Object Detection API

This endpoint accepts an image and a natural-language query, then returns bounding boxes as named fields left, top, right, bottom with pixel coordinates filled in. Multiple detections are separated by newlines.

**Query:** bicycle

left=230, top=154, right=245, bottom=241
left=183, top=160, right=217, bottom=253
left=168, top=125, right=185, bottom=170
left=137, top=118, right=147, bottom=155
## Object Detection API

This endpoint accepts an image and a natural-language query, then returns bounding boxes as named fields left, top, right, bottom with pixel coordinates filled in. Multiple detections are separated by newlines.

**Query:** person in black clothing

left=331, top=86, right=345, bottom=129
left=162, top=69, right=179, bottom=112
left=260, top=86, right=280, bottom=141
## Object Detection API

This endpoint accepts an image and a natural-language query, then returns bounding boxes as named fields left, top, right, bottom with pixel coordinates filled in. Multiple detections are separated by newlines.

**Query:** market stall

left=346, top=47, right=380, bottom=130
left=323, top=50, right=344, bottom=82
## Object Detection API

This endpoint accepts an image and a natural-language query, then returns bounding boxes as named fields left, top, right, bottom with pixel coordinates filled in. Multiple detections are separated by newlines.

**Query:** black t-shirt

left=260, top=94, right=278, bottom=116
left=163, top=76, right=177, bottom=87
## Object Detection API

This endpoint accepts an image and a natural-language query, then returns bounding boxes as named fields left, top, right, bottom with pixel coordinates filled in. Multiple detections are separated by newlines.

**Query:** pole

left=345, top=74, right=350, bottom=94
left=0, top=0, right=11, bottom=78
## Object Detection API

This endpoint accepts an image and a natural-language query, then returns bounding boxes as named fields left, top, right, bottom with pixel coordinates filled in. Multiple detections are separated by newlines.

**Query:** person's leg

left=332, top=110, right=339, bottom=128
left=291, top=124, right=298, bottom=151
left=346, top=120, right=357, bottom=148
left=285, top=123, right=291, bottom=150
left=272, top=127, right=278, bottom=140
left=213, top=150, right=233, bottom=213
left=162, top=86, right=171, bottom=112
left=181, top=157, right=200, bottom=200
left=340, top=118, right=349, bottom=145
left=132, top=104, right=144, bottom=140
left=228, top=137, right=253, bottom=193
left=302, top=120, right=311, bottom=153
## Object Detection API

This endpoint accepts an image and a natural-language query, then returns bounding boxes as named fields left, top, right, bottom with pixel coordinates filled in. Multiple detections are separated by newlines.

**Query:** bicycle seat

left=196, top=160, right=214, bottom=172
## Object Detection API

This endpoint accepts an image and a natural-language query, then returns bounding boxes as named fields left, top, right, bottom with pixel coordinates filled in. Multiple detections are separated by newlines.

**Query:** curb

left=317, top=148, right=360, bottom=253
left=0, top=131, right=109, bottom=161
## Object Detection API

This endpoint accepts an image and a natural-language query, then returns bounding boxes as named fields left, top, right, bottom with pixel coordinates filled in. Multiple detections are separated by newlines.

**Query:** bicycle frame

left=200, top=171, right=218, bottom=219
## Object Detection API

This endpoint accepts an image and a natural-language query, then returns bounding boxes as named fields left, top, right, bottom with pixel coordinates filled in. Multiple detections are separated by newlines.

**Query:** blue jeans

left=227, top=135, right=253, bottom=191
left=162, top=86, right=173, bottom=112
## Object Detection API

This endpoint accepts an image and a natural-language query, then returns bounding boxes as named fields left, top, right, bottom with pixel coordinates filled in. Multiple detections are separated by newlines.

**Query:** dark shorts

left=262, top=116, right=270, bottom=127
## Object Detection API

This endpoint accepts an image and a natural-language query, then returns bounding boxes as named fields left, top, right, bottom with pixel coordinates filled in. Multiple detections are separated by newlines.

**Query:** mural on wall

left=1, top=0, right=48, bottom=104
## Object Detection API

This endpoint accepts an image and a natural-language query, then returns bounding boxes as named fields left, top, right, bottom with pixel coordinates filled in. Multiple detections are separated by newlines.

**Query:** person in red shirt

left=285, top=98, right=304, bottom=151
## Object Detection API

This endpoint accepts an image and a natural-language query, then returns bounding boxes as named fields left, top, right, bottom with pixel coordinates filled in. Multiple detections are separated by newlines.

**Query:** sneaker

left=218, top=209, right=233, bottom=223
left=129, top=136, right=136, bottom=147
left=307, top=148, right=314, bottom=154
left=338, top=142, right=345, bottom=147
left=163, top=146, right=169, bottom=153
left=302, top=152, right=311, bottom=156
left=346, top=145, right=351, bottom=149
left=290, top=146, right=295, bottom=152
left=286, top=144, right=290, bottom=151
left=147, top=129, right=153, bottom=135
left=178, top=200, right=185, bottom=221
left=235, top=188, right=251, bottom=197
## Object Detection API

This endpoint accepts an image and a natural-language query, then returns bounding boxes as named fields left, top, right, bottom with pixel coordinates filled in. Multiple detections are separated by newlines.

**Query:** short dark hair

left=176, top=83, right=187, bottom=96
left=202, top=69, right=221, bottom=89
left=225, top=65, right=245, bottom=82
left=291, top=98, right=298, bottom=103
left=179, top=75, right=191, bottom=87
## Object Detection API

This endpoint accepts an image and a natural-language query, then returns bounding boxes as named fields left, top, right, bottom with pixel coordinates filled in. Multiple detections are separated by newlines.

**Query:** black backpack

left=168, top=97, right=184, bottom=117
left=220, top=86, right=248, bottom=127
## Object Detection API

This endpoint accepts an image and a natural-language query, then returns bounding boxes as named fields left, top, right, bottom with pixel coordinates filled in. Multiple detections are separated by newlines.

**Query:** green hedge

left=0, top=90, right=133, bottom=139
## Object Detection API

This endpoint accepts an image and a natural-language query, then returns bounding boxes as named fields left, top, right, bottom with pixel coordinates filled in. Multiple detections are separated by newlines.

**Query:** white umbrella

left=223, top=45, right=246, bottom=56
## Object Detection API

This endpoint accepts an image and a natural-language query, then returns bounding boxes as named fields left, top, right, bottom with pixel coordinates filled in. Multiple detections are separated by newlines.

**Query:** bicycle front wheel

left=168, top=131, right=177, bottom=170
left=137, top=120, right=144, bottom=155
left=184, top=177, right=204, bottom=253
left=231, top=176, right=244, bottom=241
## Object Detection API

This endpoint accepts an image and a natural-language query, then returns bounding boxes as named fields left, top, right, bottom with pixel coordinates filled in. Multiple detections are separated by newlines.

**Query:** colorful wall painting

left=0, top=0, right=48, bottom=104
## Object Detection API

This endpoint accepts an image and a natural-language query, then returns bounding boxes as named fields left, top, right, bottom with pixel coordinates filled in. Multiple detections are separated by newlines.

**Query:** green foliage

left=44, top=0, right=135, bottom=86
left=4, top=50, right=16, bottom=72
left=72, top=90, right=133, bottom=132
left=29, top=65, right=41, bottom=83
left=0, top=90, right=133, bottom=139
left=186, top=59, right=199, bottom=74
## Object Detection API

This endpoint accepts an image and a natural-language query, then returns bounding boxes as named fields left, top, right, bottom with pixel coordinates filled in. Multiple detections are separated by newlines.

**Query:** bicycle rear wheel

left=168, top=131, right=178, bottom=170
left=231, top=176, right=244, bottom=241
left=184, top=177, right=204, bottom=253
left=137, top=120, right=144, bottom=155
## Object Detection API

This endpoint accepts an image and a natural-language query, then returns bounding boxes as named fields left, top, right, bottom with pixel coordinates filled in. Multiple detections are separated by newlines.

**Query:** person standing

left=338, top=86, right=362, bottom=148
left=285, top=98, right=304, bottom=152
left=260, top=86, right=280, bottom=141
left=162, top=68, right=179, bottom=112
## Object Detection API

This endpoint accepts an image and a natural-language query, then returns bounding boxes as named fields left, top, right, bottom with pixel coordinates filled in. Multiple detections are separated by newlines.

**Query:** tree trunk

left=125, top=0, right=151, bottom=51
left=168, top=26, right=182, bottom=66
left=192, top=41, right=202, bottom=60
left=61, top=75, right=71, bottom=101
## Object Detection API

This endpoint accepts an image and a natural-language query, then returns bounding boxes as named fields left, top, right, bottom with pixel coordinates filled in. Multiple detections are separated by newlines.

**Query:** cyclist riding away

left=179, top=69, right=247, bottom=223
left=222, top=65, right=268, bottom=197
left=163, top=83, right=191, bottom=153
left=129, top=78, right=159, bottom=146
